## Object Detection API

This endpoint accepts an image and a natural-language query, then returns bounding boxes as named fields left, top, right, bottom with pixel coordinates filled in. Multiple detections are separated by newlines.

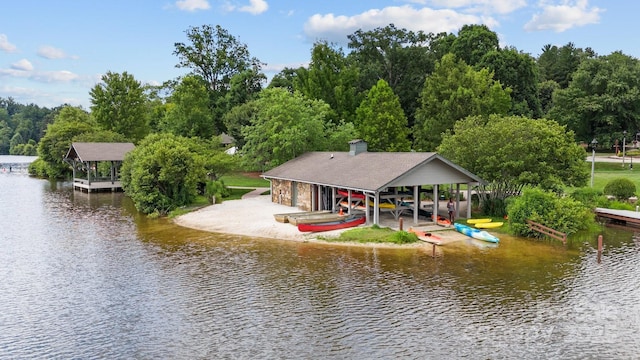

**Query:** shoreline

left=173, top=195, right=432, bottom=249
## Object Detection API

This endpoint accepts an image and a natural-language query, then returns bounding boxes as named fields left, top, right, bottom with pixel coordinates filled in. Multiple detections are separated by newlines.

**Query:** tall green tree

left=438, top=115, right=588, bottom=214
left=37, top=106, right=95, bottom=178
left=548, top=51, right=640, bottom=144
left=160, top=75, right=215, bottom=138
left=450, top=24, right=499, bottom=66
left=537, top=42, right=595, bottom=88
left=173, top=24, right=264, bottom=134
left=241, top=88, right=331, bottom=170
left=89, top=71, right=149, bottom=142
left=355, top=79, right=411, bottom=152
left=295, top=41, right=360, bottom=124
left=347, top=24, right=433, bottom=127
left=413, top=53, right=511, bottom=151
left=478, top=47, right=542, bottom=118
left=222, top=101, right=256, bottom=149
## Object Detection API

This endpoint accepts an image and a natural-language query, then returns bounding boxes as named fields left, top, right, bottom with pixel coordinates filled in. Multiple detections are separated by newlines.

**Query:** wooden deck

left=595, top=207, right=640, bottom=227
left=72, top=179, right=123, bottom=192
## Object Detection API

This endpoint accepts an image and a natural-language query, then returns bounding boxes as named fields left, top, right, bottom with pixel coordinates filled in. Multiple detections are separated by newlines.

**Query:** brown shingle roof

left=262, top=151, right=482, bottom=192
left=64, top=142, right=135, bottom=162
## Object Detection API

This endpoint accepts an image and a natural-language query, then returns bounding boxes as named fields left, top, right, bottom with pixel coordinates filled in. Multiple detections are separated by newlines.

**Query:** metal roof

left=262, top=151, right=483, bottom=192
left=64, top=142, right=135, bottom=162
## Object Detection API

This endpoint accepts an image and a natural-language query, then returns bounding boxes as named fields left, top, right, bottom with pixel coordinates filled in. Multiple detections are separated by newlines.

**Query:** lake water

left=1, top=155, right=639, bottom=359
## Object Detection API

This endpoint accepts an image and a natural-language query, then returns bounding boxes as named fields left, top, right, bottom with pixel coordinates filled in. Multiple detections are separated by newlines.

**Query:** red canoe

left=337, top=189, right=366, bottom=200
left=298, top=215, right=366, bottom=232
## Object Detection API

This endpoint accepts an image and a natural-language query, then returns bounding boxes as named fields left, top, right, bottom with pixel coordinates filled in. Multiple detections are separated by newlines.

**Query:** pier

left=595, top=207, right=640, bottom=227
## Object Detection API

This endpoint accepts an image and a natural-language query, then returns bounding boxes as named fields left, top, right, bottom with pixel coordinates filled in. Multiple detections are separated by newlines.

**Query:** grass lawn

left=220, top=173, right=269, bottom=187
left=586, top=158, right=640, bottom=192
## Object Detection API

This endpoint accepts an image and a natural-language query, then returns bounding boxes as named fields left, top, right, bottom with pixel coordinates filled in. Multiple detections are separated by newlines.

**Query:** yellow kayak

left=467, top=218, right=492, bottom=224
left=475, top=222, right=504, bottom=229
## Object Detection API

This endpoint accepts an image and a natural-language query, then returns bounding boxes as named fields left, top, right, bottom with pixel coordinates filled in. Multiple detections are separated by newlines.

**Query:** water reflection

left=1, top=173, right=639, bottom=358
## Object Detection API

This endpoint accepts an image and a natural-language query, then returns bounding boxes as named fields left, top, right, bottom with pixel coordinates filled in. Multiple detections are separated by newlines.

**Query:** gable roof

left=64, top=142, right=135, bottom=162
left=262, top=151, right=483, bottom=193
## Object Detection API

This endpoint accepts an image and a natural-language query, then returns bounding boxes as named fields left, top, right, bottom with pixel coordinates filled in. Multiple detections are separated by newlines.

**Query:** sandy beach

left=173, top=192, right=357, bottom=242
left=173, top=189, right=469, bottom=248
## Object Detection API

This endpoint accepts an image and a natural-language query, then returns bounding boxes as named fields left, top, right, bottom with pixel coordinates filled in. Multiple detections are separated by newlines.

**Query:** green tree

left=438, top=115, right=588, bottom=215
left=222, top=101, right=256, bottom=149
left=268, top=67, right=300, bottom=92
left=295, top=41, right=360, bottom=124
left=120, top=133, right=206, bottom=215
left=450, top=24, right=499, bottom=66
left=37, top=106, right=95, bottom=178
left=413, top=54, right=511, bottom=151
left=241, top=88, right=331, bottom=170
left=548, top=52, right=640, bottom=143
left=355, top=79, right=411, bottom=152
left=537, top=42, right=595, bottom=88
left=347, top=24, right=434, bottom=127
left=160, top=75, right=215, bottom=138
left=478, top=47, right=542, bottom=118
left=173, top=24, right=264, bottom=134
left=89, top=71, right=149, bottom=142
left=538, top=80, right=560, bottom=115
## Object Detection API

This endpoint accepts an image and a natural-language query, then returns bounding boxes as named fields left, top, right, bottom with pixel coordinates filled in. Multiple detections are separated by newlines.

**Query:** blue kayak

left=454, top=223, right=499, bottom=243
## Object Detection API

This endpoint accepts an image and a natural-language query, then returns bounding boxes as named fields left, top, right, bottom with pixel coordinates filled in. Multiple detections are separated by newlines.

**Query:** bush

left=570, top=187, right=606, bottom=208
left=28, top=158, right=49, bottom=178
left=603, top=178, right=636, bottom=201
left=205, top=180, right=230, bottom=204
left=507, top=187, right=594, bottom=238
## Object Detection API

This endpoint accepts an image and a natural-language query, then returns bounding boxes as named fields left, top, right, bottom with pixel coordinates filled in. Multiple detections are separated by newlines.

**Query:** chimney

left=349, top=139, right=367, bottom=156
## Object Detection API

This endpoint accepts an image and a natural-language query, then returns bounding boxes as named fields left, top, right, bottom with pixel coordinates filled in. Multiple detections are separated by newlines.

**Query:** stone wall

left=296, top=182, right=312, bottom=211
left=271, top=179, right=292, bottom=206
left=269, top=179, right=313, bottom=210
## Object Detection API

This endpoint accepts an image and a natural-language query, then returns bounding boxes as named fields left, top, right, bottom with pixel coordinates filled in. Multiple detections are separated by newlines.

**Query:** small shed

left=262, top=140, right=484, bottom=226
left=64, top=142, right=135, bottom=192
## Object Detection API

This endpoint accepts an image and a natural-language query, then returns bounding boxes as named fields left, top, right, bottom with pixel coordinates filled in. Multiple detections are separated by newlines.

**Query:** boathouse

left=64, top=142, right=135, bottom=192
left=261, top=140, right=484, bottom=226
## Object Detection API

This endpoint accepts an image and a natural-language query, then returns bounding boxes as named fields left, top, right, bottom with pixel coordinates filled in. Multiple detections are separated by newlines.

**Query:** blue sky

left=0, top=0, right=636, bottom=109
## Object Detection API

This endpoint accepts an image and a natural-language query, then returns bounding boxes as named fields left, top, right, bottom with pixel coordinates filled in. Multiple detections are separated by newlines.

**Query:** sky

left=0, top=0, right=637, bottom=110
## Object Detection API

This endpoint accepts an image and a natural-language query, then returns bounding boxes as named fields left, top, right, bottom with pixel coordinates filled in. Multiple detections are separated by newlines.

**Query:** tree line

left=6, top=23, right=637, bottom=223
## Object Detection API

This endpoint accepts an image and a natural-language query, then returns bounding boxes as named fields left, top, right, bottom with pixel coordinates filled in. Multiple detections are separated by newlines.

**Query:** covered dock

left=64, top=142, right=135, bottom=192
left=261, top=140, right=484, bottom=227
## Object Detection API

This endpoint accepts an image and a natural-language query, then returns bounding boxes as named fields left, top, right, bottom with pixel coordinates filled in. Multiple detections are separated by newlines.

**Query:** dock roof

left=64, top=142, right=135, bottom=162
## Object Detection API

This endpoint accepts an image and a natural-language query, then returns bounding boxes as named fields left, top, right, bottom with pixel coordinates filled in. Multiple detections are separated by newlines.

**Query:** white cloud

left=238, top=0, right=268, bottom=15
left=175, top=0, right=210, bottom=12
left=524, top=0, right=603, bottom=32
left=37, top=45, right=71, bottom=59
left=423, top=0, right=526, bottom=15
left=11, top=59, right=33, bottom=71
left=0, top=34, right=18, bottom=53
left=304, top=5, right=489, bottom=44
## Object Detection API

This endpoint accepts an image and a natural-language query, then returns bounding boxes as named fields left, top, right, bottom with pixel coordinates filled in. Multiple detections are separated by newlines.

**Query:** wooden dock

left=595, top=207, right=640, bottom=227
left=72, top=179, right=124, bottom=192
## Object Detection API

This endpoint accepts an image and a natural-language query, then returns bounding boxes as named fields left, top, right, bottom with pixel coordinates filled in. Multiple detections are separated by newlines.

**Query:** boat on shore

left=475, top=222, right=504, bottom=229
left=273, top=210, right=330, bottom=223
left=408, top=228, right=442, bottom=245
left=467, top=218, right=492, bottom=224
left=454, top=223, right=499, bottom=243
left=297, top=215, right=366, bottom=232
left=288, top=212, right=347, bottom=226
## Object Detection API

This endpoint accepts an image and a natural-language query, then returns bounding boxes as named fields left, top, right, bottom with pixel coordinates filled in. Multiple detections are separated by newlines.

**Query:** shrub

left=570, top=187, right=606, bottom=208
left=205, top=180, right=230, bottom=204
left=603, top=178, right=636, bottom=201
left=507, top=187, right=594, bottom=238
